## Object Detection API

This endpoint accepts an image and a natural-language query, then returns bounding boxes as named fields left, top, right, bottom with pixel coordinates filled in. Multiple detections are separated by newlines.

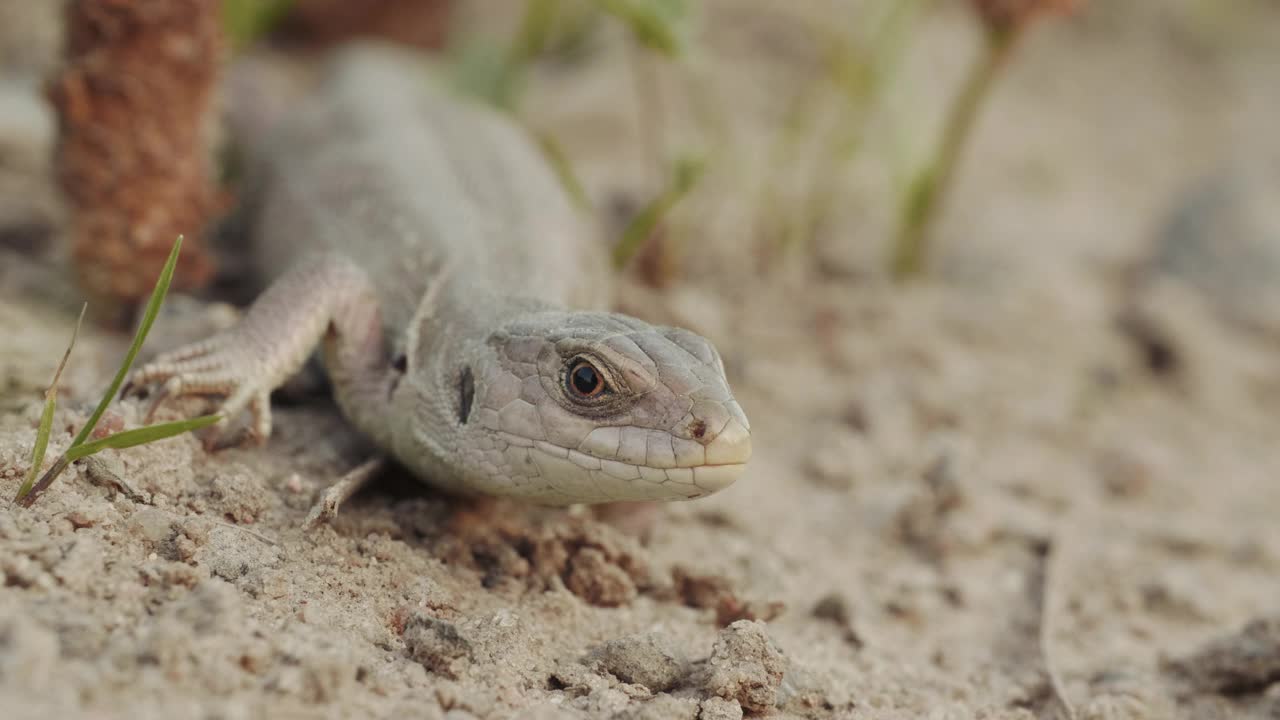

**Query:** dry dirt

left=3, top=2, right=1280, bottom=718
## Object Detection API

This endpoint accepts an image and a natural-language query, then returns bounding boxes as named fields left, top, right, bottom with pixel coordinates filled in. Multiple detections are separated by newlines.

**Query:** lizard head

left=438, top=310, right=751, bottom=504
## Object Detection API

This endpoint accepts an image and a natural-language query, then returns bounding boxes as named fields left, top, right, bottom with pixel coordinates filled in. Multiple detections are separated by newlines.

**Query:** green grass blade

left=14, top=303, right=87, bottom=503
left=71, top=235, right=183, bottom=448
left=223, top=0, right=293, bottom=50
left=596, top=0, right=691, bottom=56
left=66, top=415, right=221, bottom=461
left=612, top=154, right=705, bottom=269
left=450, top=37, right=526, bottom=110
left=533, top=131, right=590, bottom=210
left=15, top=398, right=56, bottom=503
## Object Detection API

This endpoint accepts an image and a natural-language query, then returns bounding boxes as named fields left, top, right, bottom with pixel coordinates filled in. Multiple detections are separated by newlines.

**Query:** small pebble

left=64, top=511, right=94, bottom=529
left=1095, top=445, right=1162, bottom=500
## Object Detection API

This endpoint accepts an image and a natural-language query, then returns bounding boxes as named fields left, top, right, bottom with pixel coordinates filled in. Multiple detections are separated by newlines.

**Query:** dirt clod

left=404, top=614, right=473, bottom=679
left=1166, top=615, right=1280, bottom=695
left=588, top=632, right=688, bottom=692
left=700, top=620, right=787, bottom=715
left=566, top=547, right=637, bottom=607
left=811, top=594, right=850, bottom=625
left=673, top=566, right=784, bottom=627
left=699, top=696, right=744, bottom=720
left=442, top=509, right=650, bottom=606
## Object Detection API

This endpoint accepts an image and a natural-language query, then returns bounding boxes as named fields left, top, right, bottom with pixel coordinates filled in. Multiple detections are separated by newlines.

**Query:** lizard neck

left=382, top=292, right=553, bottom=494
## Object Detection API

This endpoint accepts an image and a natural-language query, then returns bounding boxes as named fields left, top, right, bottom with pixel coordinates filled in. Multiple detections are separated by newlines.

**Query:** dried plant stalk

left=278, top=0, right=453, bottom=50
left=970, top=0, right=1080, bottom=33
left=50, top=0, right=223, bottom=317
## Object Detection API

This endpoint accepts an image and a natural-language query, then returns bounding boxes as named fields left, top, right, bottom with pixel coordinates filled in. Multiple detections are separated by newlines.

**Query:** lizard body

left=129, top=46, right=751, bottom=505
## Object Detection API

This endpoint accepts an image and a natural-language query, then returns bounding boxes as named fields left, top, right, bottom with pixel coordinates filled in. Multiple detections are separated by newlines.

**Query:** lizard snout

left=686, top=400, right=751, bottom=494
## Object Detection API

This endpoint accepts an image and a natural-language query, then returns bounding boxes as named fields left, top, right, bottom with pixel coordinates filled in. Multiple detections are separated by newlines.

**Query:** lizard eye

left=566, top=359, right=608, bottom=399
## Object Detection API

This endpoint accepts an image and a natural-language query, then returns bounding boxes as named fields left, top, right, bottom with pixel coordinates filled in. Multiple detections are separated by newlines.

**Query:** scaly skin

left=128, top=45, right=751, bottom=505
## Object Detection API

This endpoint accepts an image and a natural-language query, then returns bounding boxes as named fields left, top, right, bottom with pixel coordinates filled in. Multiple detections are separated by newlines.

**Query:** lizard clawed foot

left=303, top=456, right=387, bottom=528
left=125, top=334, right=276, bottom=449
left=123, top=253, right=382, bottom=453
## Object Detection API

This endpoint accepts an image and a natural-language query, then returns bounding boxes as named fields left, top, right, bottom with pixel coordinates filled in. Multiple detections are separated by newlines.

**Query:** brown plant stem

left=17, top=456, right=73, bottom=509
left=277, top=0, right=453, bottom=50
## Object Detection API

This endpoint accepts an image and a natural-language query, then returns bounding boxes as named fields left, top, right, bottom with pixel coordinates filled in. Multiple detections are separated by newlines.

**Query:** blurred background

left=2, top=1, right=1277, bottom=308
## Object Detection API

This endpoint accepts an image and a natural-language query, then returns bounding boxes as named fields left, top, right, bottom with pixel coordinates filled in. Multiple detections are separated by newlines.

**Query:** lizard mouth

left=496, top=431, right=750, bottom=502
left=661, top=461, right=747, bottom=497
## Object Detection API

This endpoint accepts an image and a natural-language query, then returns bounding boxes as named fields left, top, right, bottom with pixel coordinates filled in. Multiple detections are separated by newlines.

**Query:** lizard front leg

left=126, top=254, right=394, bottom=447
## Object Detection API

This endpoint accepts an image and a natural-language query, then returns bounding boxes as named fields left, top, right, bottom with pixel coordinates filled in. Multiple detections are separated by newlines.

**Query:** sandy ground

left=3, top=2, right=1280, bottom=718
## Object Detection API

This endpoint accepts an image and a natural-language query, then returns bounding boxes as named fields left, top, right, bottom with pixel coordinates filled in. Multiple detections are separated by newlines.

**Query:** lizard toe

left=127, top=336, right=280, bottom=449
left=246, top=392, right=273, bottom=446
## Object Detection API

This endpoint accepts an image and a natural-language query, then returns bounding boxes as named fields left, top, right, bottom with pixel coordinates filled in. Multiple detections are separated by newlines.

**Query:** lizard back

left=247, top=45, right=609, bottom=338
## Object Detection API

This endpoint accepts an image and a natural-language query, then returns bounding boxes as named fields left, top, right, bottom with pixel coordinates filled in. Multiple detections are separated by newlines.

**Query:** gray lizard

left=126, top=46, right=751, bottom=506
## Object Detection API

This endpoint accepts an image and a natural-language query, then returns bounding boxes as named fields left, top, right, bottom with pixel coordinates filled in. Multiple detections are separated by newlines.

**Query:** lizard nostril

left=690, top=419, right=707, bottom=440
left=703, top=416, right=751, bottom=466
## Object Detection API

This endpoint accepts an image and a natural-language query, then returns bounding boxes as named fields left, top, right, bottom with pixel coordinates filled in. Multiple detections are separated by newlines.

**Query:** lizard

left=124, top=45, right=752, bottom=506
